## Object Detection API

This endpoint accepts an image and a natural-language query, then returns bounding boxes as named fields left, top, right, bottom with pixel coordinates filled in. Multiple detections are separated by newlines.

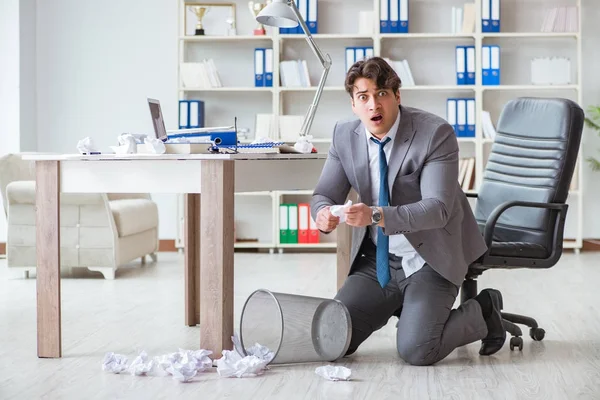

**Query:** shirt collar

left=365, top=108, right=401, bottom=144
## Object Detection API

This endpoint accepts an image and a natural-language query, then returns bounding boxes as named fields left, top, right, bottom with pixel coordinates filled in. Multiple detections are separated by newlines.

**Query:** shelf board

left=482, top=32, right=579, bottom=39
left=380, top=33, right=475, bottom=39
left=277, top=243, right=337, bottom=249
left=179, top=35, right=274, bottom=41
left=482, top=85, right=578, bottom=91
left=235, top=191, right=273, bottom=196
left=234, top=242, right=275, bottom=248
left=280, top=33, right=373, bottom=40
left=278, top=190, right=313, bottom=195
left=179, top=87, right=273, bottom=92
left=402, top=85, right=476, bottom=91
left=280, top=86, right=345, bottom=92
left=280, top=85, right=476, bottom=92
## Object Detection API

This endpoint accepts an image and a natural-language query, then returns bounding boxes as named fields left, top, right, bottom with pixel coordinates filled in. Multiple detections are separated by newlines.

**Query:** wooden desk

left=23, top=153, right=353, bottom=358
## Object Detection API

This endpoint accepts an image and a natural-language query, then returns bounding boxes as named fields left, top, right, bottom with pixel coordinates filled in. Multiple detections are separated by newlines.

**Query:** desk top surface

left=22, top=153, right=328, bottom=161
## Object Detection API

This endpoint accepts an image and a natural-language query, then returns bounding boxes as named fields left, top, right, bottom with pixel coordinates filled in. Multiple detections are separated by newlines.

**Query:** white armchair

left=0, top=153, right=159, bottom=279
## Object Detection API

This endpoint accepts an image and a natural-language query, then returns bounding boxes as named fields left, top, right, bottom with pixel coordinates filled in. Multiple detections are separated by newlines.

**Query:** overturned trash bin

left=239, top=289, right=352, bottom=365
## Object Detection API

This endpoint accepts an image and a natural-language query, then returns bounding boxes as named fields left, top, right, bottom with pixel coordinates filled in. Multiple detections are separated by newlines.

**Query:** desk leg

left=200, top=160, right=234, bottom=356
left=184, top=194, right=201, bottom=326
left=336, top=190, right=357, bottom=291
left=36, top=160, right=62, bottom=358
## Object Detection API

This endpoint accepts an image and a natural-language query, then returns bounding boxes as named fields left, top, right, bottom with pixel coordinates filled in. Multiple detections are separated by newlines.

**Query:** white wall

left=36, top=0, right=179, bottom=239
left=11, top=0, right=600, bottom=240
left=0, top=0, right=22, bottom=242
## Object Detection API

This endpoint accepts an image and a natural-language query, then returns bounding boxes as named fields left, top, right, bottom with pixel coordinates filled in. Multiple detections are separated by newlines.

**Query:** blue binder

left=482, top=0, right=492, bottom=32
left=466, top=46, right=475, bottom=85
left=265, top=48, right=273, bottom=87
left=482, top=45, right=491, bottom=85
left=307, top=0, right=318, bottom=34
left=466, top=98, right=475, bottom=137
left=178, top=100, right=205, bottom=129
left=456, top=46, right=466, bottom=85
left=398, top=0, right=409, bottom=33
left=254, top=48, right=265, bottom=87
left=490, top=45, right=500, bottom=85
left=380, top=0, right=390, bottom=33
left=446, top=98, right=457, bottom=134
left=490, top=0, right=500, bottom=32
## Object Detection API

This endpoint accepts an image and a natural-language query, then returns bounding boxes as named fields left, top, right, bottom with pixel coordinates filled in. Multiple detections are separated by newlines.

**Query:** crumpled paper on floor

left=315, top=365, right=352, bottom=381
left=155, top=349, right=213, bottom=382
left=215, top=335, right=272, bottom=378
left=128, top=350, right=155, bottom=376
left=216, top=350, right=270, bottom=378
left=102, top=352, right=129, bottom=374
left=330, top=200, right=353, bottom=223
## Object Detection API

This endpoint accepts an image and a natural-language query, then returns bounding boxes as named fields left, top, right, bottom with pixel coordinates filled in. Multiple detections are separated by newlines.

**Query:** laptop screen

left=147, top=98, right=168, bottom=142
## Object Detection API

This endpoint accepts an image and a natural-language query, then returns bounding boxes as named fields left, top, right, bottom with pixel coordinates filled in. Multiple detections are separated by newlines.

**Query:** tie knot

left=370, top=136, right=391, bottom=148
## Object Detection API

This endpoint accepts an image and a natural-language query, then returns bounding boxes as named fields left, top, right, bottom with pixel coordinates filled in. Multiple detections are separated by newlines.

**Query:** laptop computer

left=147, top=98, right=233, bottom=142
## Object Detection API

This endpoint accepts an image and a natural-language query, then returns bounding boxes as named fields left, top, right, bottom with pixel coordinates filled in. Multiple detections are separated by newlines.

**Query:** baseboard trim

left=2, top=239, right=600, bottom=255
left=159, top=240, right=177, bottom=252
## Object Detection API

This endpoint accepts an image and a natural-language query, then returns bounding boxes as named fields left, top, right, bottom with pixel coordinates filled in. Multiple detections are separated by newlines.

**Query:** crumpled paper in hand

left=155, top=348, right=213, bottom=382
left=77, top=137, right=100, bottom=154
left=315, top=365, right=352, bottom=381
left=294, top=135, right=314, bottom=154
left=330, top=200, right=353, bottom=223
left=102, top=352, right=129, bottom=374
left=144, top=137, right=166, bottom=154
left=128, top=350, right=155, bottom=376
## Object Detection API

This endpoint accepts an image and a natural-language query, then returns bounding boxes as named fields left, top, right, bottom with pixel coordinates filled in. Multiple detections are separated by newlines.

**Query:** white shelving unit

left=175, top=0, right=583, bottom=252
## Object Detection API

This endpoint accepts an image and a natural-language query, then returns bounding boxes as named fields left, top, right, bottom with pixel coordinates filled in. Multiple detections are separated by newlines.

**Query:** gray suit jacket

left=310, top=105, right=488, bottom=287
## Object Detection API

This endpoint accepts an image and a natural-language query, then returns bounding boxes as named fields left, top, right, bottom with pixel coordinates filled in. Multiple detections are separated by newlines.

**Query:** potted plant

left=586, top=105, right=600, bottom=171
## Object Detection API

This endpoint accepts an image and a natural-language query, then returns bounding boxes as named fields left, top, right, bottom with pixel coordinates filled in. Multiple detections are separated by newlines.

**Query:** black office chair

left=462, top=97, right=584, bottom=351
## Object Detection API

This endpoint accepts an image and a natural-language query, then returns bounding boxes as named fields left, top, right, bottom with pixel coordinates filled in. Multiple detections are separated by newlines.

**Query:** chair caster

left=530, top=327, right=545, bottom=341
left=510, top=336, right=523, bottom=351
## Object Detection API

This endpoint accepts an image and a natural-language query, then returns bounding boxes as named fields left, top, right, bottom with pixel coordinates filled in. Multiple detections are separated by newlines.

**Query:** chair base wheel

left=530, top=327, right=545, bottom=341
left=509, top=336, right=523, bottom=351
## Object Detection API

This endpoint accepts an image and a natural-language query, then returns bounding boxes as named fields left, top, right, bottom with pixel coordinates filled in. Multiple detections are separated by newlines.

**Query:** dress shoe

left=478, top=288, right=506, bottom=356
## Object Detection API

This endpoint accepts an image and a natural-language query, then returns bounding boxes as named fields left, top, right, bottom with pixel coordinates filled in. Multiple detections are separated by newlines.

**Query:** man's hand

left=345, top=203, right=377, bottom=227
left=316, top=206, right=340, bottom=233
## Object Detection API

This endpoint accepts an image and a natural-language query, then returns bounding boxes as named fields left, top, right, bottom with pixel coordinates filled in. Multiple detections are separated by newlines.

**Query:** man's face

left=351, top=77, right=401, bottom=137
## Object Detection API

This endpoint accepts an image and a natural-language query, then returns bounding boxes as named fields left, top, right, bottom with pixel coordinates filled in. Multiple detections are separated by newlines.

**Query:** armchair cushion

left=110, top=198, right=158, bottom=237
left=488, top=241, right=549, bottom=259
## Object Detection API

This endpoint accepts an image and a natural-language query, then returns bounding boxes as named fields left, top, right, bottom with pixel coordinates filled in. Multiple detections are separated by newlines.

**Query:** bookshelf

left=175, top=0, right=583, bottom=253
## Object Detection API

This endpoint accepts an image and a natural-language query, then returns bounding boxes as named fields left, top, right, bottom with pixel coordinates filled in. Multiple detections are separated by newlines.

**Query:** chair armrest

left=483, top=200, right=568, bottom=248
left=6, top=180, right=105, bottom=205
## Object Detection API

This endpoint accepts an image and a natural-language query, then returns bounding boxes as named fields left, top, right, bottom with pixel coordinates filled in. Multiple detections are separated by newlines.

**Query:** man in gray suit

left=310, top=57, right=506, bottom=366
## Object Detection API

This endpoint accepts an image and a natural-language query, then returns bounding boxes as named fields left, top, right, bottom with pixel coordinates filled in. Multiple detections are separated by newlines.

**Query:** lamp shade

left=256, top=0, right=298, bottom=28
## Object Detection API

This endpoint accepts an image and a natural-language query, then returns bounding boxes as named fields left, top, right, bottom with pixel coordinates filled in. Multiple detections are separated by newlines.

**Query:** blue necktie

left=370, top=136, right=391, bottom=288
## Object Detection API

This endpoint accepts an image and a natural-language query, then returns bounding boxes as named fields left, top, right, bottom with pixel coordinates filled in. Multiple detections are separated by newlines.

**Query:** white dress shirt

left=366, top=110, right=426, bottom=279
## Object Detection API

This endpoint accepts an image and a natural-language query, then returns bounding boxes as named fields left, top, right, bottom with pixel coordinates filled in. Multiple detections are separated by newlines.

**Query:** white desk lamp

left=256, top=0, right=332, bottom=152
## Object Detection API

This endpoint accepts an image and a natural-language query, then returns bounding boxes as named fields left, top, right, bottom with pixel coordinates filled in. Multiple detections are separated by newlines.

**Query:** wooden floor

left=1, top=251, right=600, bottom=399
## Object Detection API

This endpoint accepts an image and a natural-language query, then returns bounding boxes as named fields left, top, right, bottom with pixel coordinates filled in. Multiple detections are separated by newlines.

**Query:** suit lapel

left=387, top=105, right=416, bottom=202
left=350, top=123, right=372, bottom=206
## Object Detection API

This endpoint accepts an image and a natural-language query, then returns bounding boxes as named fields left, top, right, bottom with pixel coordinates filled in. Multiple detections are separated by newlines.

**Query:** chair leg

left=502, top=312, right=546, bottom=342
left=460, top=278, right=478, bottom=304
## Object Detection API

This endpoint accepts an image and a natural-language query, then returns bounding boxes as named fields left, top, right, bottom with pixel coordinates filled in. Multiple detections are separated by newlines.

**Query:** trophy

left=189, top=6, right=209, bottom=35
left=248, top=1, right=268, bottom=35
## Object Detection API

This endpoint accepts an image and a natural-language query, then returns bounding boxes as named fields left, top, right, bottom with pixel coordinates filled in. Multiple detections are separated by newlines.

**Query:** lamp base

left=253, top=28, right=266, bottom=35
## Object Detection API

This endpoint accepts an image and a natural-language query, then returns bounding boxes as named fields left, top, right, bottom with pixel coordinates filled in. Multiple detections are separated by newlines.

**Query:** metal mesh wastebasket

left=239, top=289, right=352, bottom=365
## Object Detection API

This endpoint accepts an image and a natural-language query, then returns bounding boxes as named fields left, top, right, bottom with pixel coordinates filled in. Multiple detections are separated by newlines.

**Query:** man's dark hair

left=344, top=57, right=401, bottom=98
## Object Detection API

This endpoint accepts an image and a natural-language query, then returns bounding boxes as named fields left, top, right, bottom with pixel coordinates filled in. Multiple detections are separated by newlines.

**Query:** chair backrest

left=474, top=97, right=584, bottom=249
left=0, top=153, right=36, bottom=216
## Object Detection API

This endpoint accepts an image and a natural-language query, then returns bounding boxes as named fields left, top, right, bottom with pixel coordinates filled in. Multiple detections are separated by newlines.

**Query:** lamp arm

left=288, top=0, right=332, bottom=138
